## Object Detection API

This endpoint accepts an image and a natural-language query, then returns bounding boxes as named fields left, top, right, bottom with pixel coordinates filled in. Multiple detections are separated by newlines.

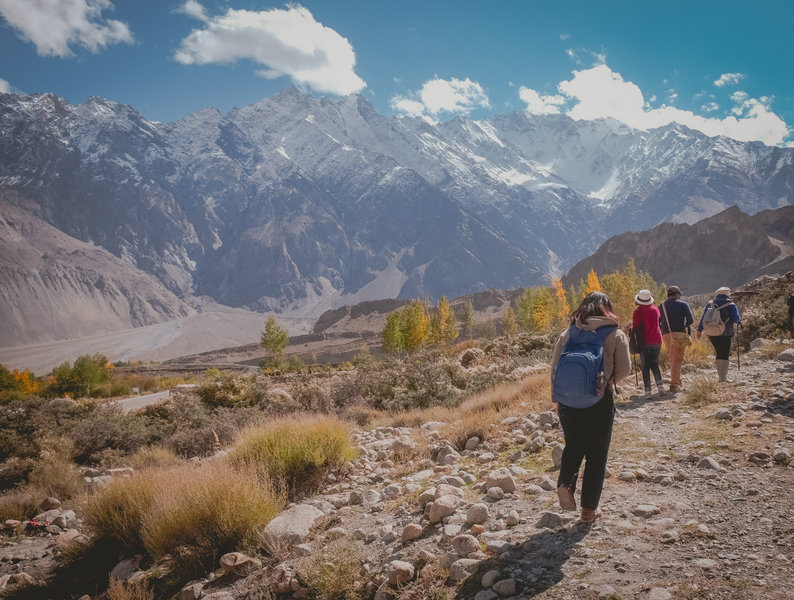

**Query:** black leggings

left=557, top=391, right=615, bottom=510
left=708, top=335, right=732, bottom=360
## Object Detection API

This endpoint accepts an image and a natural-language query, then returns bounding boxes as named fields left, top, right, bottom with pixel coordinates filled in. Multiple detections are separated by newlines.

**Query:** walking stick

left=633, top=353, right=639, bottom=387
left=737, top=324, right=741, bottom=372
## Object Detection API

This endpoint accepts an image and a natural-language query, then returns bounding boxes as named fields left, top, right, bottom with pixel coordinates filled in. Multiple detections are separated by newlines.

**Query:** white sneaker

left=657, top=384, right=666, bottom=395
left=644, top=389, right=653, bottom=398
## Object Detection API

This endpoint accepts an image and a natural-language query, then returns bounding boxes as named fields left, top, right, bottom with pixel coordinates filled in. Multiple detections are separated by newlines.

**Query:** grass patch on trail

left=678, top=418, right=736, bottom=454
left=608, top=420, right=664, bottom=462
left=681, top=377, right=721, bottom=407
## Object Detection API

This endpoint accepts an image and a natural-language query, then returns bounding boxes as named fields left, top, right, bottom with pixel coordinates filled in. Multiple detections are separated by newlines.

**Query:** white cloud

left=0, top=0, right=133, bottom=57
left=560, top=33, right=569, bottom=40
left=391, top=77, right=490, bottom=117
left=518, top=87, right=564, bottom=115
left=0, top=78, right=11, bottom=93
left=174, top=2, right=365, bottom=96
left=519, top=63, right=789, bottom=146
left=701, top=101, right=719, bottom=112
left=714, top=72, right=744, bottom=87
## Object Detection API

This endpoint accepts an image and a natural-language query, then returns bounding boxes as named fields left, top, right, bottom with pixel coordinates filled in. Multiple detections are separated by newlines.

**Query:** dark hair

left=570, top=291, right=619, bottom=325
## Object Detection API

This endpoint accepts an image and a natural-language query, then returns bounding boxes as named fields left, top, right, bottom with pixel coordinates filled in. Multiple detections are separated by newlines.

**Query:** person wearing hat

left=659, top=285, right=694, bottom=393
left=697, top=287, right=741, bottom=382
left=632, top=289, right=664, bottom=397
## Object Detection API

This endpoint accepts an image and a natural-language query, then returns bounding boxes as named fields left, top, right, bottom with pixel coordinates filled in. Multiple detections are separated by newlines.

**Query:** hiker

left=697, top=286, right=741, bottom=382
left=632, top=289, right=664, bottom=397
left=659, top=285, right=694, bottom=393
left=786, top=289, right=794, bottom=333
left=551, top=292, right=631, bottom=524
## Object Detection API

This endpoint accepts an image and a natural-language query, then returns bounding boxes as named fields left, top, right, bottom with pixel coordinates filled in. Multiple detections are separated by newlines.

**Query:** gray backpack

left=701, top=301, right=733, bottom=336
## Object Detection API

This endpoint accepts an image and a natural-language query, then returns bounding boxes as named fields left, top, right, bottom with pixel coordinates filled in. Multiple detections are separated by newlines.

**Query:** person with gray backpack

left=697, top=286, right=741, bottom=382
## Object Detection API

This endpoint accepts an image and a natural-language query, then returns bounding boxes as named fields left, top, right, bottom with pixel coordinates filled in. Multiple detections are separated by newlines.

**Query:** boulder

left=401, top=523, right=423, bottom=542
left=110, top=556, right=142, bottom=582
left=551, top=443, right=565, bottom=468
left=261, top=504, right=325, bottom=553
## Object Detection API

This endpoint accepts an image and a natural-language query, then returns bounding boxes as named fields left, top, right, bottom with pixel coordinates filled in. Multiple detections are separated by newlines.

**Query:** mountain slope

left=563, top=204, right=794, bottom=294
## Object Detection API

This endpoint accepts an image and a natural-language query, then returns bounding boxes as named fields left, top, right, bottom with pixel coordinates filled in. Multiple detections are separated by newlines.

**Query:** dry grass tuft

left=141, top=463, right=281, bottom=572
left=107, top=578, right=154, bottom=600
left=298, top=539, right=366, bottom=600
left=226, top=415, right=358, bottom=496
left=127, top=446, right=183, bottom=471
left=380, top=374, right=552, bottom=449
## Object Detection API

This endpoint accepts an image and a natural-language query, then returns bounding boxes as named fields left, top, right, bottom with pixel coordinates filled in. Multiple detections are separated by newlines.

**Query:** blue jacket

left=659, top=298, right=694, bottom=334
left=697, top=294, right=741, bottom=337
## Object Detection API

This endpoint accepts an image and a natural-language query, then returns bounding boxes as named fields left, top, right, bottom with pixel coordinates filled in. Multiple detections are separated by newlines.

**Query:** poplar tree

left=502, top=307, right=518, bottom=337
left=460, top=301, right=474, bottom=339
left=261, top=315, right=289, bottom=365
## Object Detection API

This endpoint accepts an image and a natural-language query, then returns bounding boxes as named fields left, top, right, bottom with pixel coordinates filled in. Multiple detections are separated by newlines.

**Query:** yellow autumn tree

left=516, top=287, right=554, bottom=332
left=429, top=295, right=458, bottom=346
left=12, top=369, right=39, bottom=395
left=551, top=278, right=570, bottom=327
left=402, top=299, right=430, bottom=353
left=585, top=269, right=602, bottom=293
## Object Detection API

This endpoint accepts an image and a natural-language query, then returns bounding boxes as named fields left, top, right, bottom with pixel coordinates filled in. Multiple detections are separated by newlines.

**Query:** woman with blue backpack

left=551, top=291, right=631, bottom=523
left=697, top=286, right=741, bottom=382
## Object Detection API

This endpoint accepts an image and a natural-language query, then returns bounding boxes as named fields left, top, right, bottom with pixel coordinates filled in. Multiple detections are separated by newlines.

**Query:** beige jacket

left=551, top=316, right=632, bottom=386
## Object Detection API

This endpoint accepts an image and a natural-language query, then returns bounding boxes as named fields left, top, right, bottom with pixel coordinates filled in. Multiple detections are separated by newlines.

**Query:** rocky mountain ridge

left=564, top=204, right=794, bottom=294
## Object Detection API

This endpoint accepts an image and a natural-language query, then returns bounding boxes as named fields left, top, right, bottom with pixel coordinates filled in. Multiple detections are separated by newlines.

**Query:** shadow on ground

left=455, top=524, right=591, bottom=599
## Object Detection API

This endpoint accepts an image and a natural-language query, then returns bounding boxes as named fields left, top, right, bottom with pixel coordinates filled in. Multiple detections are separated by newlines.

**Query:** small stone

left=451, top=534, right=480, bottom=556
left=470, top=524, right=485, bottom=535
left=535, top=511, right=567, bottom=529
left=473, top=591, right=498, bottom=600
left=715, top=409, right=733, bottom=421
left=428, top=495, right=458, bottom=523
left=401, top=523, right=423, bottom=542
left=465, top=437, right=481, bottom=451
left=385, top=560, right=414, bottom=585
left=487, top=487, right=505, bottom=500
left=448, top=558, right=480, bottom=582
left=467, top=503, right=489, bottom=525
left=481, top=569, right=501, bottom=588
left=485, top=468, right=516, bottom=493
left=179, top=582, right=204, bottom=600
left=632, top=504, right=661, bottom=518
left=693, top=558, right=718, bottom=570
left=505, top=510, right=520, bottom=526
left=551, top=443, right=565, bottom=468
left=660, top=529, right=680, bottom=544
left=219, top=552, right=262, bottom=577
left=618, top=470, right=636, bottom=482
left=40, top=497, right=61, bottom=511
left=644, top=589, right=673, bottom=600
left=537, top=476, right=555, bottom=491
left=523, top=484, right=544, bottom=495
left=697, top=456, right=721, bottom=470
left=349, top=490, right=364, bottom=505
left=492, top=578, right=517, bottom=596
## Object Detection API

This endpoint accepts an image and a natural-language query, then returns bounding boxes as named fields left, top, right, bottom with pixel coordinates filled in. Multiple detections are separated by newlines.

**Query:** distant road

left=116, top=390, right=171, bottom=412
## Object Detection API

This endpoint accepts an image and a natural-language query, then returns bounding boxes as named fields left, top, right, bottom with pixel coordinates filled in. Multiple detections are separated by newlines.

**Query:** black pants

left=556, top=390, right=615, bottom=510
left=708, top=335, right=732, bottom=360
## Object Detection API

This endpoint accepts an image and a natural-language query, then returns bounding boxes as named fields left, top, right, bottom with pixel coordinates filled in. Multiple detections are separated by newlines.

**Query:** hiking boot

left=656, top=384, right=665, bottom=395
left=579, top=508, right=602, bottom=524
left=644, top=389, right=653, bottom=398
left=557, top=485, right=576, bottom=511
left=669, top=385, right=679, bottom=394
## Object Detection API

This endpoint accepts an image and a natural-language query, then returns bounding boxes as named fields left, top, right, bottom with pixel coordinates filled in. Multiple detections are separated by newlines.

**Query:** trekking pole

left=737, top=324, right=741, bottom=372
left=633, top=353, right=638, bottom=387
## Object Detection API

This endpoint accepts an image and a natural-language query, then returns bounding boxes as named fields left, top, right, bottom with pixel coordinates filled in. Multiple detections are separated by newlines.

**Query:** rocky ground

left=2, top=341, right=793, bottom=600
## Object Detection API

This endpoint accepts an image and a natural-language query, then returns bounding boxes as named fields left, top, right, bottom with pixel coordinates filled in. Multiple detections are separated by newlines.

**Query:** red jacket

left=632, top=304, right=663, bottom=345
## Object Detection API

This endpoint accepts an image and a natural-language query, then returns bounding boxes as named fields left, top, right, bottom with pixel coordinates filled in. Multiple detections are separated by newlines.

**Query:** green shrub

left=71, top=405, right=155, bottom=464
left=682, top=377, right=721, bottom=407
left=227, top=416, right=357, bottom=496
left=195, top=373, right=245, bottom=408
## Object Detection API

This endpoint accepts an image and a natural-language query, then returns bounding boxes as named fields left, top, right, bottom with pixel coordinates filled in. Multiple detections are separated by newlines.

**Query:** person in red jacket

left=632, top=289, right=664, bottom=397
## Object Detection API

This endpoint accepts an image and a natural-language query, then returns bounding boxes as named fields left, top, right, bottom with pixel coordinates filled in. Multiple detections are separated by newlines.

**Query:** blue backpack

left=552, top=324, right=617, bottom=408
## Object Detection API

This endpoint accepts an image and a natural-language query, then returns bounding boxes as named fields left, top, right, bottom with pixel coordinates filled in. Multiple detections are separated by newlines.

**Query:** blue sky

left=0, top=0, right=792, bottom=146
